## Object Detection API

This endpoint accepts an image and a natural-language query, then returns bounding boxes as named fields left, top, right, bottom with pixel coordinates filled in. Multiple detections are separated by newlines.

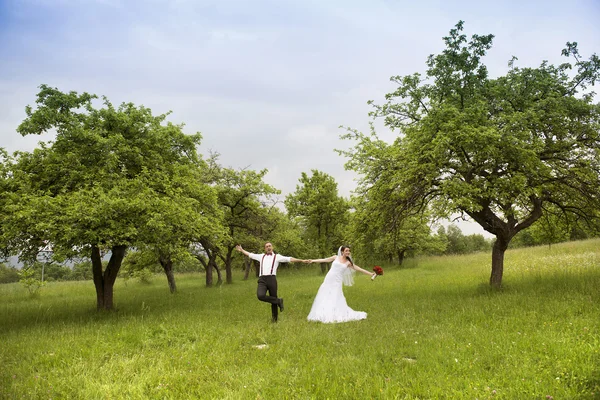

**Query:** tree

left=510, top=203, right=577, bottom=249
left=446, top=224, right=468, bottom=254
left=348, top=194, right=440, bottom=265
left=120, top=250, right=158, bottom=284
left=464, top=233, right=491, bottom=254
left=137, top=163, right=224, bottom=293
left=4, top=85, right=221, bottom=308
left=285, top=170, right=349, bottom=273
left=214, top=166, right=279, bottom=284
left=0, top=263, right=20, bottom=284
left=0, top=149, right=14, bottom=261
left=430, top=225, right=450, bottom=256
left=341, top=22, right=600, bottom=287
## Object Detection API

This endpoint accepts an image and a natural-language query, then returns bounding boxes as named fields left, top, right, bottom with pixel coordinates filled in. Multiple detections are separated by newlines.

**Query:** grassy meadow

left=1, top=239, right=599, bottom=399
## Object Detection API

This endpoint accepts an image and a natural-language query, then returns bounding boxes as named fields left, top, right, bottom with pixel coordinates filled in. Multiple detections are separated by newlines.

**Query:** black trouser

left=257, top=275, right=279, bottom=322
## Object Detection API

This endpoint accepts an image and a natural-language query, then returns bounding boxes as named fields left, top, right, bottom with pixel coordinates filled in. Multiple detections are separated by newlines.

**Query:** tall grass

left=1, top=239, right=599, bottom=399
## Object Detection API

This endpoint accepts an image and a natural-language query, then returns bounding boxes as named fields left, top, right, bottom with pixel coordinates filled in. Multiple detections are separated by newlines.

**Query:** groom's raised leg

left=258, top=276, right=280, bottom=322
left=257, top=277, right=279, bottom=304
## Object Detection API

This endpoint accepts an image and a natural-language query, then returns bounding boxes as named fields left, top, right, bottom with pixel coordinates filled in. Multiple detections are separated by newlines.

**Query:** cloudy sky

left=1, top=0, right=599, bottom=236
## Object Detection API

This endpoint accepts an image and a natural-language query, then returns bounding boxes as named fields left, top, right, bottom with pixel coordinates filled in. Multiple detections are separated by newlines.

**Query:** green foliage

left=342, top=21, right=600, bottom=285
left=285, top=170, right=349, bottom=256
left=0, top=263, right=20, bottom=284
left=18, top=267, right=45, bottom=296
left=211, top=163, right=281, bottom=280
left=510, top=202, right=600, bottom=249
left=267, top=208, right=314, bottom=260
left=173, top=257, right=204, bottom=273
left=5, top=85, right=213, bottom=258
left=120, top=251, right=160, bottom=284
left=442, top=224, right=491, bottom=255
left=127, top=269, right=154, bottom=285
left=69, top=261, right=94, bottom=281
left=3, top=85, right=224, bottom=307
left=348, top=191, right=442, bottom=264
left=0, top=149, right=14, bottom=261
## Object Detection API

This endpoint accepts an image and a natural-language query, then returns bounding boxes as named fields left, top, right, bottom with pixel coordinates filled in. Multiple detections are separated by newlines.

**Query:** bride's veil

left=338, top=246, right=355, bottom=286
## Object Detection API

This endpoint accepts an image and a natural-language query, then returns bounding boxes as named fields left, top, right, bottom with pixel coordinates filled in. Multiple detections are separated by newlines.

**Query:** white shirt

left=248, top=253, right=292, bottom=276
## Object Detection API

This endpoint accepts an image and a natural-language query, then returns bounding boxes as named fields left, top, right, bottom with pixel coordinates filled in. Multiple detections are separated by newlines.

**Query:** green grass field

left=1, top=239, right=599, bottom=399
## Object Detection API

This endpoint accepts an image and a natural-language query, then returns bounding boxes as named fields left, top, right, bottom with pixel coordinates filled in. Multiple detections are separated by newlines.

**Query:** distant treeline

left=3, top=221, right=594, bottom=285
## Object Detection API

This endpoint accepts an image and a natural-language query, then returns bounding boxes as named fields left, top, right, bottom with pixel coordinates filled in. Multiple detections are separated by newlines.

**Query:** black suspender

left=260, top=254, right=277, bottom=276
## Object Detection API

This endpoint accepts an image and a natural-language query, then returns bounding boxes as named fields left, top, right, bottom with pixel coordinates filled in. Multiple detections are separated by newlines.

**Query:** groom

left=235, top=242, right=307, bottom=322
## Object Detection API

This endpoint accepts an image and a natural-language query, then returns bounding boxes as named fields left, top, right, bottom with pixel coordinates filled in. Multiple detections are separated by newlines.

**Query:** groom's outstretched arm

left=289, top=257, right=311, bottom=263
left=235, top=245, right=250, bottom=257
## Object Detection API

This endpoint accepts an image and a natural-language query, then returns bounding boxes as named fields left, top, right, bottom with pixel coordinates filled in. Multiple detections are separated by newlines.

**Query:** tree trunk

left=159, top=258, right=177, bottom=293
left=214, top=262, right=223, bottom=285
left=243, top=257, right=252, bottom=280
left=398, top=249, right=406, bottom=266
left=466, top=195, right=543, bottom=288
left=490, top=236, right=509, bottom=288
left=254, top=259, right=260, bottom=278
left=91, top=245, right=104, bottom=309
left=225, top=249, right=233, bottom=284
left=195, top=254, right=210, bottom=285
left=91, top=244, right=127, bottom=310
left=205, top=260, right=213, bottom=287
left=204, top=251, right=219, bottom=288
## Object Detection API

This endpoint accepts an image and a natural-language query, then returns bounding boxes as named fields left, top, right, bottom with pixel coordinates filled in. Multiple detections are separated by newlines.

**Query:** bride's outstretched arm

left=351, top=264, right=377, bottom=278
left=308, top=255, right=336, bottom=264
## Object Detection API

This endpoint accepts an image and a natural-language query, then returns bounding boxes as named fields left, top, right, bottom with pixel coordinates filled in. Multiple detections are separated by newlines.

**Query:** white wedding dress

left=307, top=258, right=367, bottom=323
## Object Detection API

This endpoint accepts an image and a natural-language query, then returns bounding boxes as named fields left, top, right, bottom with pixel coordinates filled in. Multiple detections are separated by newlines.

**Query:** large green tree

left=349, top=197, right=442, bottom=265
left=341, top=133, right=443, bottom=265
left=4, top=85, right=221, bottom=308
left=342, top=22, right=600, bottom=287
left=137, top=163, right=224, bottom=293
left=285, top=170, right=349, bottom=273
left=214, top=167, right=279, bottom=284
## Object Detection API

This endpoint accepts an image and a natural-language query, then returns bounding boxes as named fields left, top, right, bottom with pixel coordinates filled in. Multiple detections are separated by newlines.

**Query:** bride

left=307, top=246, right=377, bottom=323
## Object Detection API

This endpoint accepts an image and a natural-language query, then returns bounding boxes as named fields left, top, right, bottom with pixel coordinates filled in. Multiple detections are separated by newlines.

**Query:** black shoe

left=278, top=298, right=284, bottom=312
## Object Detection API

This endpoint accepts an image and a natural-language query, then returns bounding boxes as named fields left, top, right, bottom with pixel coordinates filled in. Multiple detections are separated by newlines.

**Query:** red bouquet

left=373, top=266, right=384, bottom=275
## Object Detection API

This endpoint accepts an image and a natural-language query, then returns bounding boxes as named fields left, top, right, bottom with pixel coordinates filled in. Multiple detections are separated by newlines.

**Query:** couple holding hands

left=235, top=242, right=378, bottom=324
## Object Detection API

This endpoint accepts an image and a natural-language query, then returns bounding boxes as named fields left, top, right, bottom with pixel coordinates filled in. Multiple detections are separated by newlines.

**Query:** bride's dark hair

left=340, top=245, right=353, bottom=266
